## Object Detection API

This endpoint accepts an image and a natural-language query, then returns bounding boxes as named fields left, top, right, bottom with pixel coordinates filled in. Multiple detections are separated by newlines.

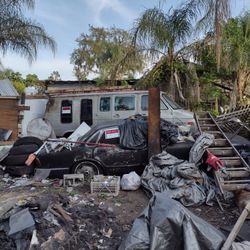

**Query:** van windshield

left=162, top=94, right=181, bottom=110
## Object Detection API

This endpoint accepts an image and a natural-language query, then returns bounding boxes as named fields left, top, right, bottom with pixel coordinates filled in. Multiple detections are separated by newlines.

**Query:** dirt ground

left=0, top=176, right=242, bottom=250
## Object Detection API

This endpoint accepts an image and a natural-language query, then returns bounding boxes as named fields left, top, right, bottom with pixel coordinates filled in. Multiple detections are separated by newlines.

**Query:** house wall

left=0, top=97, right=19, bottom=140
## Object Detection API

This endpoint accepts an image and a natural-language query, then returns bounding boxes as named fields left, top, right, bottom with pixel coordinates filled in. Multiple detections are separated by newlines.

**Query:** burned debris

left=0, top=108, right=249, bottom=250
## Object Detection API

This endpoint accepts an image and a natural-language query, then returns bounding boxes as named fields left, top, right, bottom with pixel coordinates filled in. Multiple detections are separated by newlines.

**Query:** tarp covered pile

left=141, top=133, right=216, bottom=206
left=119, top=193, right=225, bottom=250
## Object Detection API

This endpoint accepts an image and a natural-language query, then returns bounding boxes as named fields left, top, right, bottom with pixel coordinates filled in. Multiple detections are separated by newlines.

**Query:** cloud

left=1, top=54, right=75, bottom=80
left=84, top=0, right=137, bottom=26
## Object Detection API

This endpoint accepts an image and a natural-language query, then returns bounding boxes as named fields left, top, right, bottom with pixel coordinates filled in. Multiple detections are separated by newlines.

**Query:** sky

left=1, top=0, right=250, bottom=80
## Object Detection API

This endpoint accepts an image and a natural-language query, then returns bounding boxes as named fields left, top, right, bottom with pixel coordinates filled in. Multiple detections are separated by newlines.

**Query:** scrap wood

left=221, top=202, right=250, bottom=250
left=49, top=204, right=73, bottom=223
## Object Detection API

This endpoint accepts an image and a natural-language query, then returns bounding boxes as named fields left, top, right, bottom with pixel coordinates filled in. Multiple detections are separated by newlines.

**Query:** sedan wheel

left=73, top=162, right=100, bottom=183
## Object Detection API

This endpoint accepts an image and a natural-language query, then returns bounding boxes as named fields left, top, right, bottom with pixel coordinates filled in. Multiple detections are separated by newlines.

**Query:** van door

left=96, top=96, right=112, bottom=124
left=80, top=99, right=93, bottom=126
left=112, top=95, right=136, bottom=120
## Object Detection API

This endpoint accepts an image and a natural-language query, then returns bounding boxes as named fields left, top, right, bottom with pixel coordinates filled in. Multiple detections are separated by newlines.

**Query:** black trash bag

left=119, top=116, right=178, bottom=150
left=119, top=116, right=148, bottom=150
left=119, top=193, right=225, bottom=250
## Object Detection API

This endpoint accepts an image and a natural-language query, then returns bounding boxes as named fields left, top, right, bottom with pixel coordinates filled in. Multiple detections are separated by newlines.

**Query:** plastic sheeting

left=141, top=152, right=213, bottom=206
left=119, top=193, right=225, bottom=250
left=119, top=116, right=178, bottom=150
left=189, top=133, right=214, bottom=164
left=141, top=151, right=214, bottom=206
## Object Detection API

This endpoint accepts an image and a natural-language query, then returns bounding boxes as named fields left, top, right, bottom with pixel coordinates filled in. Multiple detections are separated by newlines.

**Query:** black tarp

left=119, top=193, right=225, bottom=250
left=119, top=116, right=178, bottom=150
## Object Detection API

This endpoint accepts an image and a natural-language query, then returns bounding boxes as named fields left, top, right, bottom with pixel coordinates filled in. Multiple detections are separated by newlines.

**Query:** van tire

left=13, top=136, right=43, bottom=147
left=9, top=144, right=39, bottom=155
left=72, top=161, right=102, bottom=183
left=2, top=154, right=30, bottom=166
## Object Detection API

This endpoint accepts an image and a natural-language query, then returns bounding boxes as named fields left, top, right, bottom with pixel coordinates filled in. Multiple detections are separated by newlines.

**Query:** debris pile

left=0, top=191, right=125, bottom=250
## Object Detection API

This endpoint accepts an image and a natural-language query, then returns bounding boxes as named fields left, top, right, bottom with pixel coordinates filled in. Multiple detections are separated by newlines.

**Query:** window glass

left=141, top=95, right=168, bottom=110
left=99, top=97, right=110, bottom=112
left=87, top=131, right=100, bottom=143
left=162, top=93, right=181, bottom=109
left=98, top=128, right=120, bottom=144
left=61, top=100, right=72, bottom=123
left=115, top=96, right=135, bottom=111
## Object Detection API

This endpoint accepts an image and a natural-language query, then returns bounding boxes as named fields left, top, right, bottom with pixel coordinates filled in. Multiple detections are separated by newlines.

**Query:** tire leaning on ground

left=13, top=136, right=43, bottom=148
left=9, top=144, right=39, bottom=155
left=71, top=161, right=102, bottom=183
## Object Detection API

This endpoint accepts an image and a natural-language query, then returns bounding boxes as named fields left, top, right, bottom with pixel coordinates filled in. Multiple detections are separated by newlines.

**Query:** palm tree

left=191, top=0, right=230, bottom=72
left=133, top=2, right=197, bottom=99
left=222, top=12, right=250, bottom=104
left=0, top=0, right=56, bottom=62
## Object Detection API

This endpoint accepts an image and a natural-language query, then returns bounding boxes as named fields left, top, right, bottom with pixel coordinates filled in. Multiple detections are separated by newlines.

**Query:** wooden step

left=212, top=139, right=230, bottom=147
left=200, top=124, right=218, bottom=130
left=220, top=157, right=242, bottom=166
left=209, top=147, right=235, bottom=157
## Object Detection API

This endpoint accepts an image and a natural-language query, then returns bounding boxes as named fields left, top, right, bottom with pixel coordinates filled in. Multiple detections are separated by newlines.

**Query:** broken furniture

left=90, top=175, right=120, bottom=196
left=196, top=112, right=250, bottom=194
left=63, top=174, right=84, bottom=187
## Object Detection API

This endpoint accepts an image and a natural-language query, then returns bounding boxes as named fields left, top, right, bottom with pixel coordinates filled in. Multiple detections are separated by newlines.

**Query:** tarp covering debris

left=141, top=133, right=216, bottom=206
left=189, top=132, right=214, bottom=164
left=119, top=116, right=178, bottom=150
left=141, top=151, right=211, bottom=206
left=119, top=193, right=225, bottom=250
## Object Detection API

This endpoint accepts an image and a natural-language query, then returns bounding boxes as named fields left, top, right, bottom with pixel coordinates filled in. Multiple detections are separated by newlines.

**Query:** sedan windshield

left=162, top=93, right=181, bottom=110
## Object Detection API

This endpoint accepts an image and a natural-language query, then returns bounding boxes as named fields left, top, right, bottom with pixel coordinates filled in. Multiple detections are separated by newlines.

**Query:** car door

left=112, top=95, right=136, bottom=120
left=92, top=126, right=147, bottom=174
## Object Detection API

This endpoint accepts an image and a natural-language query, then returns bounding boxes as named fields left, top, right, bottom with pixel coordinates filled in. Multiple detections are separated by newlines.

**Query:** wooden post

left=148, top=87, right=161, bottom=160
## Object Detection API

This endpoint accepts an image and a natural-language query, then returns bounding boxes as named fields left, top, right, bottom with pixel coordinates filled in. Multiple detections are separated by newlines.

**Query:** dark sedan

left=36, top=119, right=193, bottom=180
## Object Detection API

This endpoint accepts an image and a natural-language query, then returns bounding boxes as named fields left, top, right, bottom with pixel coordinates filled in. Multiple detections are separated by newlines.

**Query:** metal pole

left=148, top=87, right=161, bottom=160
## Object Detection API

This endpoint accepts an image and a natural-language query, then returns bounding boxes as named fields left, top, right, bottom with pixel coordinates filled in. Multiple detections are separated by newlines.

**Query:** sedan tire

left=72, top=161, right=102, bottom=183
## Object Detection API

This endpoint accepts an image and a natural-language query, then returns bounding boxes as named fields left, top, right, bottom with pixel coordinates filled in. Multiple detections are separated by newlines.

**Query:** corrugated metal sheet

left=0, top=79, right=19, bottom=96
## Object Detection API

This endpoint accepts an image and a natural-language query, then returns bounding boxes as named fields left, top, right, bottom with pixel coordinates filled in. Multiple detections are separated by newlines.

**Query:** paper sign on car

left=105, top=129, right=120, bottom=139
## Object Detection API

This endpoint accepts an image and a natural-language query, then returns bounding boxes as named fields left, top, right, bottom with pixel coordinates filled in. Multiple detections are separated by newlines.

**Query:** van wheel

left=72, top=161, right=102, bottom=183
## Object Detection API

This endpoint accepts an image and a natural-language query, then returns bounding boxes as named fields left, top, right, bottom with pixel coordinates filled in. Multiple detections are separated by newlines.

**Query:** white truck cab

left=45, top=90, right=195, bottom=137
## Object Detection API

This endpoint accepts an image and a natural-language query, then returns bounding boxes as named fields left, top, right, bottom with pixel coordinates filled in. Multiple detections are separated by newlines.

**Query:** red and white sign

left=61, top=106, right=71, bottom=114
left=105, top=129, right=120, bottom=139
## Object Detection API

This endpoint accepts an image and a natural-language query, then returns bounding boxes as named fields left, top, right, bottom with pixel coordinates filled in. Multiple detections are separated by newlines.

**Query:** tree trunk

left=237, top=69, right=250, bottom=103
left=168, top=46, right=175, bottom=100
left=229, top=78, right=237, bottom=110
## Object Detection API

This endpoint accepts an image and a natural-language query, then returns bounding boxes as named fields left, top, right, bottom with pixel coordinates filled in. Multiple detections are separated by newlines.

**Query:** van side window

left=61, top=100, right=72, bottom=123
left=100, top=97, right=110, bottom=112
left=141, top=95, right=168, bottom=110
left=115, top=96, right=135, bottom=111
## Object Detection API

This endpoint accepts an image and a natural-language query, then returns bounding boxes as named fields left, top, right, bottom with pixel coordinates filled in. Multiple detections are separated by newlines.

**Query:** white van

left=45, top=90, right=195, bottom=137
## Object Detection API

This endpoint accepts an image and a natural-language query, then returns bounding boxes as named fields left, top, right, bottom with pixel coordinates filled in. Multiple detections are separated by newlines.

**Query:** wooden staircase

left=196, top=112, right=250, bottom=194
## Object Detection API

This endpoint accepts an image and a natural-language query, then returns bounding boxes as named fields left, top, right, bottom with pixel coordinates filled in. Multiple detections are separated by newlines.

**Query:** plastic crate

left=90, top=175, right=120, bottom=196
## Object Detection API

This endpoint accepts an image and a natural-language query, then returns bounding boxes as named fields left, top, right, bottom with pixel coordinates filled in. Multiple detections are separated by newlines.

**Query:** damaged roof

left=0, top=79, right=19, bottom=97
